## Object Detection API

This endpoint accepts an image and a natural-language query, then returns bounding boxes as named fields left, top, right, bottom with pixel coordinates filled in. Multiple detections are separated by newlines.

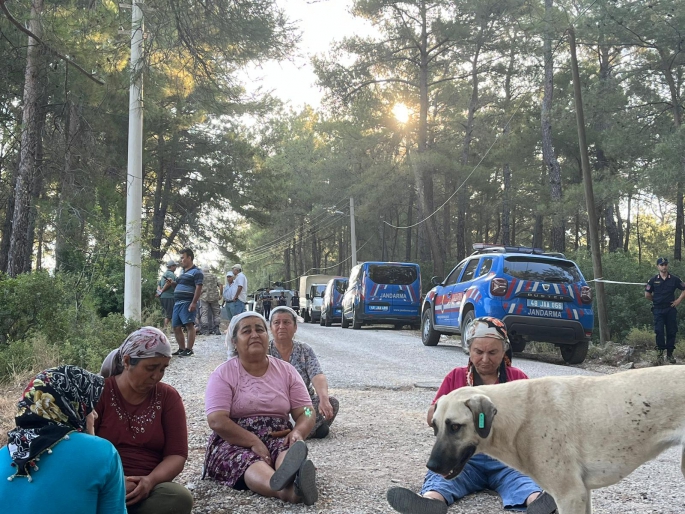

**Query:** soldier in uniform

left=645, top=257, right=685, bottom=364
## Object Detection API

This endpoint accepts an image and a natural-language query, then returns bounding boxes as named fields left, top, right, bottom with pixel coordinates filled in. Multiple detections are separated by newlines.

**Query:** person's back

left=0, top=431, right=125, bottom=514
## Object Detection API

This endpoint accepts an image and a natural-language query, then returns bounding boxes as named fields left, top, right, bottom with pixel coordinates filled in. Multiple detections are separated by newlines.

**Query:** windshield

left=368, top=265, right=417, bottom=285
left=311, top=285, right=326, bottom=297
left=334, top=280, right=348, bottom=295
left=503, top=257, right=581, bottom=283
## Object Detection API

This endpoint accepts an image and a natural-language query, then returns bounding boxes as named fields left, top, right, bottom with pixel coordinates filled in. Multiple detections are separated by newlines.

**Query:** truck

left=299, top=274, right=338, bottom=323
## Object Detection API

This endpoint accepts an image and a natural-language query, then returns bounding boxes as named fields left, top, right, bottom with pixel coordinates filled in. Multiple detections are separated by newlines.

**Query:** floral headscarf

left=464, top=317, right=512, bottom=387
left=100, top=326, right=172, bottom=377
left=7, top=365, right=104, bottom=481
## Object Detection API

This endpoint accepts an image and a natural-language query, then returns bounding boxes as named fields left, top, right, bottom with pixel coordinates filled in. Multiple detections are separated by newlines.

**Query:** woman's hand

left=250, top=439, right=273, bottom=466
left=318, top=396, right=334, bottom=420
left=286, top=429, right=305, bottom=446
left=125, top=475, right=154, bottom=505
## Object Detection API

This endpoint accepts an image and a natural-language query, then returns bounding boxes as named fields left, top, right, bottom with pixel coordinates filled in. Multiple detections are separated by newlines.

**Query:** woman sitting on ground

left=387, top=317, right=558, bottom=514
left=203, top=311, right=319, bottom=505
left=267, top=306, right=339, bottom=439
left=0, top=365, right=126, bottom=513
left=98, top=327, right=192, bottom=514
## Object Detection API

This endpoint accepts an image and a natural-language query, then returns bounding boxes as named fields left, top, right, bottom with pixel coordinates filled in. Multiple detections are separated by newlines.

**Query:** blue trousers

left=421, top=454, right=541, bottom=511
left=653, top=306, right=677, bottom=351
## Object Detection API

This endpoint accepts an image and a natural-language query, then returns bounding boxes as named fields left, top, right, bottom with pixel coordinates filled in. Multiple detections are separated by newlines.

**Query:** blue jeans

left=230, top=300, right=245, bottom=316
left=421, top=454, right=541, bottom=510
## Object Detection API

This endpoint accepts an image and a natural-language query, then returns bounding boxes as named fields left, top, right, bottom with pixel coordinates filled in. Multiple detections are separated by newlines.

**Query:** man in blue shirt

left=645, top=257, right=685, bottom=364
left=172, top=248, right=203, bottom=357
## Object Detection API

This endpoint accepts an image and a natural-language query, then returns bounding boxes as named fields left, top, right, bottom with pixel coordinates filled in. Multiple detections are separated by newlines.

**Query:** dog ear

left=465, top=394, right=497, bottom=438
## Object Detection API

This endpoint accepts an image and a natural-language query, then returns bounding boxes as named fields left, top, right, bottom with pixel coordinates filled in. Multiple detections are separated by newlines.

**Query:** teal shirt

left=0, top=432, right=126, bottom=514
left=159, top=270, right=177, bottom=299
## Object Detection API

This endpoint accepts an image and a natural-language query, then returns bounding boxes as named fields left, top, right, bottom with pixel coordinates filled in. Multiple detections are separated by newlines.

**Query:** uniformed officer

left=644, top=257, right=685, bottom=364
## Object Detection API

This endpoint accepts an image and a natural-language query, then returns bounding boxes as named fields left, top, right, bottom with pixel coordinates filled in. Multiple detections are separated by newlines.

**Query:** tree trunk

left=7, top=0, right=45, bottom=276
left=502, top=164, right=511, bottom=245
left=541, top=0, right=564, bottom=253
left=624, top=194, right=631, bottom=252
left=405, top=186, right=414, bottom=261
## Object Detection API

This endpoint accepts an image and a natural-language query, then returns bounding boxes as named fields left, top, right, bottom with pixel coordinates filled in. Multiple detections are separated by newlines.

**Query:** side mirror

left=431, top=276, right=443, bottom=286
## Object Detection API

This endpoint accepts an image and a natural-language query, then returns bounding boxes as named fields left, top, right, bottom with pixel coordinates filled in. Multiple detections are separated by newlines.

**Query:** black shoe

left=667, top=354, right=676, bottom=364
left=294, top=459, right=318, bottom=506
left=313, top=423, right=330, bottom=439
left=386, top=487, right=447, bottom=514
left=527, top=491, right=558, bottom=514
left=172, top=349, right=185, bottom=356
left=180, top=349, right=194, bottom=357
left=213, top=328, right=221, bottom=335
left=269, top=440, right=307, bottom=491
left=656, top=352, right=664, bottom=365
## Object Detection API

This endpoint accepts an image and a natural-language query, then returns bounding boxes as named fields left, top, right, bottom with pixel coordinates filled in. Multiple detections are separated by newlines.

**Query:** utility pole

left=569, top=25, right=610, bottom=344
left=350, top=197, right=357, bottom=267
left=124, top=1, right=144, bottom=322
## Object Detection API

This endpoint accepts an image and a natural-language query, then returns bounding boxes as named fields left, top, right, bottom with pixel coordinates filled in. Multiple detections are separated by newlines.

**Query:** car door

left=452, top=258, right=481, bottom=329
left=433, top=261, right=466, bottom=326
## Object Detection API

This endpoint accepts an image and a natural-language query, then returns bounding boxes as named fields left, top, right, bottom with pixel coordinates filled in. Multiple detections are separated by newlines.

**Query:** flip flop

left=294, top=459, right=318, bottom=505
left=269, top=440, right=308, bottom=491
left=386, top=487, right=448, bottom=514
left=527, top=491, right=558, bottom=514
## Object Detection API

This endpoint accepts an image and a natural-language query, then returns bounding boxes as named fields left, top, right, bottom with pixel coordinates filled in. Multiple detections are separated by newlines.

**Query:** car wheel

left=309, top=310, right=315, bottom=324
left=302, top=310, right=310, bottom=323
left=560, top=341, right=589, bottom=364
left=319, top=312, right=325, bottom=326
left=421, top=308, right=441, bottom=346
left=460, top=310, right=475, bottom=354
left=341, top=311, right=350, bottom=329
left=325, top=313, right=332, bottom=327
left=510, top=336, right=526, bottom=353
left=393, top=323, right=404, bottom=330
left=352, top=308, right=362, bottom=330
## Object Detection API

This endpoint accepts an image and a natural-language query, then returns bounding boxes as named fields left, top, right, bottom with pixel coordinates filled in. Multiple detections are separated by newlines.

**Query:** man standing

left=172, top=248, right=203, bottom=357
left=230, top=264, right=248, bottom=316
left=199, top=266, right=222, bottom=335
left=291, top=291, right=300, bottom=315
left=645, top=257, right=685, bottom=364
left=156, top=260, right=177, bottom=332
left=222, top=271, right=237, bottom=321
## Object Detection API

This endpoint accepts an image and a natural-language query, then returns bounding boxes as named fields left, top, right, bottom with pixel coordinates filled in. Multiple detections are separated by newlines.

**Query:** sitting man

left=387, top=317, right=557, bottom=514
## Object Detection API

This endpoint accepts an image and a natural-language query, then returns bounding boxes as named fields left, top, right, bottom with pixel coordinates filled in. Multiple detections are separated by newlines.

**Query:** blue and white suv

left=421, top=244, right=594, bottom=364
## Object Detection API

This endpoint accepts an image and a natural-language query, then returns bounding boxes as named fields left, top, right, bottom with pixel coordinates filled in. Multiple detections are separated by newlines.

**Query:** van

left=298, top=274, right=338, bottom=323
left=320, top=277, right=349, bottom=326
left=341, top=261, right=421, bottom=329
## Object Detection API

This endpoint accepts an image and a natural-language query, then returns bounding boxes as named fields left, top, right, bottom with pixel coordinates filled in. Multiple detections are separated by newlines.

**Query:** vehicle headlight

left=313, top=305, right=321, bottom=311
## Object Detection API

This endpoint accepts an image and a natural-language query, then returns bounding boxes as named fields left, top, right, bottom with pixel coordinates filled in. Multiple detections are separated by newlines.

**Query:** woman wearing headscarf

left=203, top=311, right=319, bottom=505
left=267, top=305, right=339, bottom=439
left=387, top=317, right=558, bottom=514
left=97, top=326, right=192, bottom=514
left=0, top=365, right=126, bottom=513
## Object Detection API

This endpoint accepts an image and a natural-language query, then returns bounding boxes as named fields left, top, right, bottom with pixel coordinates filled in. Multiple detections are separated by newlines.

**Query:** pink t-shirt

left=205, top=356, right=312, bottom=420
left=432, top=366, right=529, bottom=404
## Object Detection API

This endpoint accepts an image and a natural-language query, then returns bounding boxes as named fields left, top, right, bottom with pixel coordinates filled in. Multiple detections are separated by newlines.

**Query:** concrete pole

left=350, top=197, right=357, bottom=267
left=569, top=25, right=610, bottom=344
left=124, top=1, right=144, bottom=322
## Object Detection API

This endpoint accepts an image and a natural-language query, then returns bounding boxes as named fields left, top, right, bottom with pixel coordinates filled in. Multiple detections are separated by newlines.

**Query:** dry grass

left=0, top=373, right=33, bottom=447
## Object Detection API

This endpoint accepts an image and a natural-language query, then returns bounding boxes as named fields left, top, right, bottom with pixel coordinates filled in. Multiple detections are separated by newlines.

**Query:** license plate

left=369, top=305, right=389, bottom=311
left=527, top=299, right=563, bottom=310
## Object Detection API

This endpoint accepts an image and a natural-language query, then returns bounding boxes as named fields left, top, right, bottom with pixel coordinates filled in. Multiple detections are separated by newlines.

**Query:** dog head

left=426, top=390, right=497, bottom=479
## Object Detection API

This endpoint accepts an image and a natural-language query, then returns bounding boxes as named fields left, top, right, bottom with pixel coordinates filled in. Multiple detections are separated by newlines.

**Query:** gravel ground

left=168, top=330, right=685, bottom=514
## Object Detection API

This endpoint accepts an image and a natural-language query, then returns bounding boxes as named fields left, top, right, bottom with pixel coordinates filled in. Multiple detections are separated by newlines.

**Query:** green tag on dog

left=478, top=413, right=485, bottom=429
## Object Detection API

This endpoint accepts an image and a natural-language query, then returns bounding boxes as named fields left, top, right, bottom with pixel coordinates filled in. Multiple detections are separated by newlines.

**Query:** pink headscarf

left=100, top=326, right=172, bottom=377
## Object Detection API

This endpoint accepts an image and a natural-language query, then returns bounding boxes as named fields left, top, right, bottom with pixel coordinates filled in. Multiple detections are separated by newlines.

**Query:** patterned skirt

left=202, top=416, right=292, bottom=488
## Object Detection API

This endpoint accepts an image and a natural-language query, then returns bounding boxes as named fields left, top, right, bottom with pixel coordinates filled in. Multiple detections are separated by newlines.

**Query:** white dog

left=428, top=366, right=685, bottom=514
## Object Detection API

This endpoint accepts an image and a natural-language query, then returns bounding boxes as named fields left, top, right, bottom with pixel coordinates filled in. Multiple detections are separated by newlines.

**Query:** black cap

left=657, top=257, right=669, bottom=265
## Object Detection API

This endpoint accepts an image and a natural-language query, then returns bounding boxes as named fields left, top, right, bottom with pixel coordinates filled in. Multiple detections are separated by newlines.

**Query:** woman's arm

left=207, top=411, right=272, bottom=463
left=124, top=455, right=185, bottom=506
left=311, top=374, right=334, bottom=420
left=287, top=405, right=315, bottom=446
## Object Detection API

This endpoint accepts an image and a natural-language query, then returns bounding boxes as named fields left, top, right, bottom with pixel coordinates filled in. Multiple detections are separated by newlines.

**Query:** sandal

left=386, top=487, right=447, bottom=514
left=294, top=459, right=318, bottom=505
left=527, top=491, right=558, bottom=514
left=269, top=440, right=308, bottom=491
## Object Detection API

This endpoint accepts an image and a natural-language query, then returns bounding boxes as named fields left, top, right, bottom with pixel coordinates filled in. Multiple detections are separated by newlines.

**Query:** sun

left=392, top=103, right=411, bottom=123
